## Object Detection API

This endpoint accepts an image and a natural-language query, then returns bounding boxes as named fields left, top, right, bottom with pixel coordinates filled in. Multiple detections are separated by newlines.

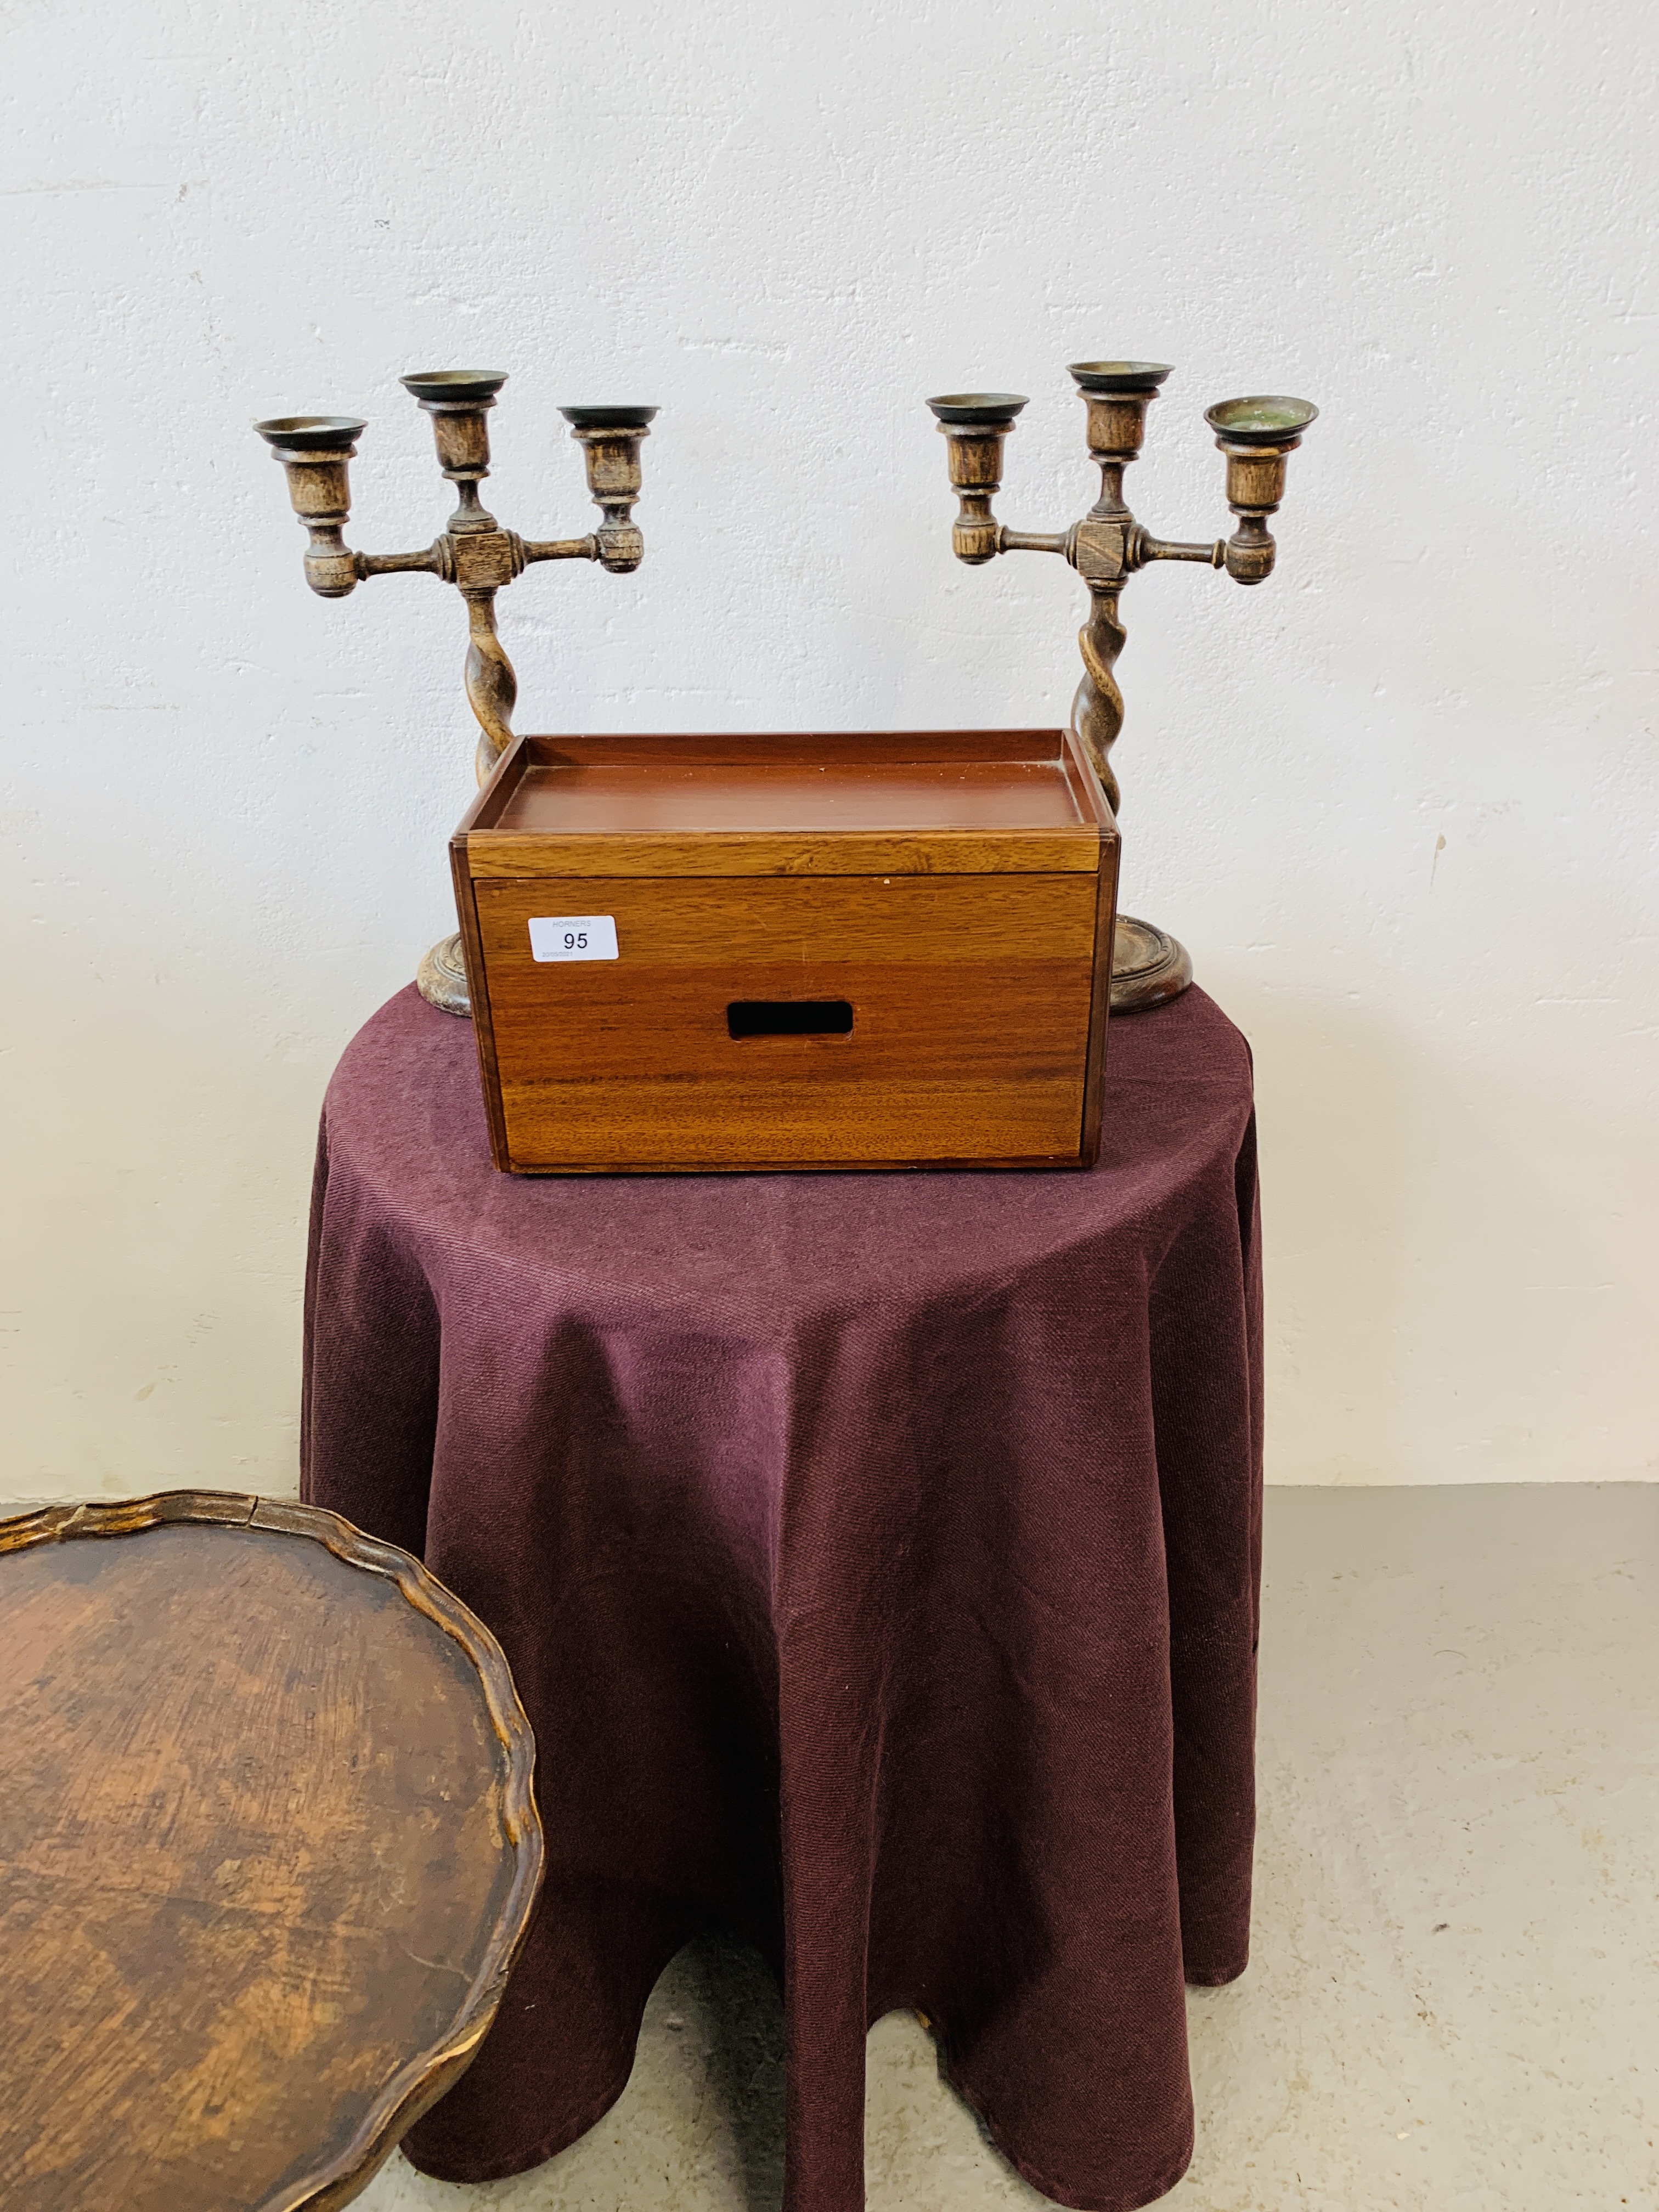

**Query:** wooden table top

left=0, top=1491, right=543, bottom=2212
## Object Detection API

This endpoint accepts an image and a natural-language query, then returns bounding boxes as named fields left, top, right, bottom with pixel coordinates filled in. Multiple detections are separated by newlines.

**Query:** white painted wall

left=3, top=0, right=1655, bottom=1499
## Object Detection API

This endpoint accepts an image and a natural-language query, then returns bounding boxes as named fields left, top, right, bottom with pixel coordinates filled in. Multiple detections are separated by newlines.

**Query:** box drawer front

left=473, top=873, right=1101, bottom=1168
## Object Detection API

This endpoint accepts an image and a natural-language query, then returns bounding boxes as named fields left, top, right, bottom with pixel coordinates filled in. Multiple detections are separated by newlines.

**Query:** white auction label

left=528, top=915, right=619, bottom=962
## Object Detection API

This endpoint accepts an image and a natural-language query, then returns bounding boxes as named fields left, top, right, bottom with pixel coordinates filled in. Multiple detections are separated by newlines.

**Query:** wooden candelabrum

left=255, top=372, right=656, bottom=1016
left=927, top=365, right=1316, bottom=1013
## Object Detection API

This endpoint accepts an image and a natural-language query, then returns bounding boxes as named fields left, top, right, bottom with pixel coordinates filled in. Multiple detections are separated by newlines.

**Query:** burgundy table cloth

left=301, top=983, right=1263, bottom=2212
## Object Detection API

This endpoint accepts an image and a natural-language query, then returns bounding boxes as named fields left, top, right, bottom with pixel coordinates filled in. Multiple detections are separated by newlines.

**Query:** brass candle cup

left=1205, top=396, right=1318, bottom=584
left=559, top=406, right=658, bottom=572
left=1204, top=393, right=1318, bottom=443
left=924, top=360, right=1317, bottom=1013
left=926, top=396, right=1029, bottom=565
left=1067, top=362, right=1171, bottom=459
left=925, top=393, right=1029, bottom=422
left=254, top=413, right=367, bottom=460
left=1066, top=362, right=1173, bottom=392
left=253, top=416, right=368, bottom=598
left=400, top=369, right=510, bottom=404
left=254, top=372, right=658, bottom=1016
left=400, top=371, right=510, bottom=520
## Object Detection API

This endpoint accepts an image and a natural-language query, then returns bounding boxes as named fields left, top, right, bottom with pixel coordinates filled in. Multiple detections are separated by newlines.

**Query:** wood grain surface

left=473, top=871, right=1100, bottom=1171
left=465, top=825, right=1099, bottom=879
left=458, top=728, right=1107, bottom=879
left=451, top=729, right=1119, bottom=1173
left=495, top=757, right=1089, bottom=833
left=0, top=1493, right=543, bottom=2212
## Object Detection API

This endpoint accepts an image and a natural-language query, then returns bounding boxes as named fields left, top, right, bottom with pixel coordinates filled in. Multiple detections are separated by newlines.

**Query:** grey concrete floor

left=357, top=1485, right=1659, bottom=2211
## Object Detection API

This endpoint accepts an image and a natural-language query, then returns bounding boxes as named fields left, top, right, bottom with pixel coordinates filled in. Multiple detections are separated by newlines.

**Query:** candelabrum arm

left=986, top=521, right=1225, bottom=814
left=521, top=536, right=598, bottom=565
left=357, top=534, right=600, bottom=576
left=349, top=536, right=608, bottom=785
left=949, top=514, right=1126, bottom=805
left=354, top=545, right=447, bottom=579
left=1136, top=533, right=1224, bottom=567
left=340, top=545, right=517, bottom=783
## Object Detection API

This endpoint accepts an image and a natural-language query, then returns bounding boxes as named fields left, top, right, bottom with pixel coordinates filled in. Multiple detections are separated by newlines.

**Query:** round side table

left=303, top=981, right=1263, bottom=2211
left=0, top=1490, right=543, bottom=2212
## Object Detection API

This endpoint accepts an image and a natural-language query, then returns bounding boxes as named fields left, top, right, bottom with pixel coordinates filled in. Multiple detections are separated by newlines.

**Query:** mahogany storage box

left=450, top=729, right=1120, bottom=1174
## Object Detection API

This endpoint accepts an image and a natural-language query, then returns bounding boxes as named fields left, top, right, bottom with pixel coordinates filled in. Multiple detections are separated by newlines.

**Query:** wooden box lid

left=455, top=728, right=1115, bottom=879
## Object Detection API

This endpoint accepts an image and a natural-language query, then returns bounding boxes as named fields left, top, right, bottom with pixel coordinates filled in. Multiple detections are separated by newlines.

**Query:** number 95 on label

left=528, top=915, right=620, bottom=962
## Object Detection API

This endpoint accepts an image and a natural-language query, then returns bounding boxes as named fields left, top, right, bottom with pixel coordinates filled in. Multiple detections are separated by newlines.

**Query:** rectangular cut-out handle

left=727, top=1000, right=854, bottom=1039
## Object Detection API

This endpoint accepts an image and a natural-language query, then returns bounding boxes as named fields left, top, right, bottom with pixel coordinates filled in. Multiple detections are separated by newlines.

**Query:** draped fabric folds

left=302, top=984, right=1263, bottom=2212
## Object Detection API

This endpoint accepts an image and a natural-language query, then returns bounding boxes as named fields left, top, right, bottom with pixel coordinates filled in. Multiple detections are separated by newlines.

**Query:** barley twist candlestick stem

left=255, top=373, right=656, bottom=1016
left=927, top=365, right=1316, bottom=1013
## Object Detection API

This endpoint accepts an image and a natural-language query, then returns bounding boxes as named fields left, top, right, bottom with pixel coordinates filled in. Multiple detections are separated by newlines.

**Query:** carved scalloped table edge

left=0, top=1488, right=544, bottom=2212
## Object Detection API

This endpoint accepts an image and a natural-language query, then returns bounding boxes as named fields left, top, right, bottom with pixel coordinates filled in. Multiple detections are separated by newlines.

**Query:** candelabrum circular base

left=416, top=932, right=472, bottom=1018
left=1110, top=915, right=1193, bottom=1014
